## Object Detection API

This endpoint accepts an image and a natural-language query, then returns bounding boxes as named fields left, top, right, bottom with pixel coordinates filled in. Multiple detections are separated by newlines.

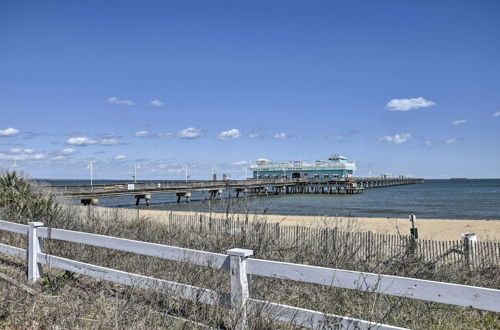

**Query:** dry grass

left=0, top=172, right=499, bottom=329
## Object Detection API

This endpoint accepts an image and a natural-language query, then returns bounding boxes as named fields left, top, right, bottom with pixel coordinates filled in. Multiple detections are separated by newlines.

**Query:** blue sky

left=1, top=0, right=499, bottom=179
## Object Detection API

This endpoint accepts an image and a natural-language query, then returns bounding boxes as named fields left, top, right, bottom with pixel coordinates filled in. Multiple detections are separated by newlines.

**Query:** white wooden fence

left=1, top=219, right=499, bottom=330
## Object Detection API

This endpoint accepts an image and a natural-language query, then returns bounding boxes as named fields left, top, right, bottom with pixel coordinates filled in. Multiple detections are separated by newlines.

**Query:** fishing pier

left=51, top=177, right=424, bottom=206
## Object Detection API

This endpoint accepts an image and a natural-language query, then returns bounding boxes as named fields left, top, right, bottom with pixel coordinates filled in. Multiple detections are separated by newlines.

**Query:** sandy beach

left=131, top=208, right=500, bottom=241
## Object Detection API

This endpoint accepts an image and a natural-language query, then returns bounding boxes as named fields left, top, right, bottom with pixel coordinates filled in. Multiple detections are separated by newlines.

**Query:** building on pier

left=250, top=155, right=356, bottom=180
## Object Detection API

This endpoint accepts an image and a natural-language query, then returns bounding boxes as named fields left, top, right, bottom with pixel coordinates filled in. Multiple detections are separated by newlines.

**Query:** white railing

left=1, top=219, right=499, bottom=329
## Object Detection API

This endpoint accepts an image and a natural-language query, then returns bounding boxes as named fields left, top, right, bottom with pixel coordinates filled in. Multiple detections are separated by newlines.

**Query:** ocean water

left=42, top=179, right=500, bottom=220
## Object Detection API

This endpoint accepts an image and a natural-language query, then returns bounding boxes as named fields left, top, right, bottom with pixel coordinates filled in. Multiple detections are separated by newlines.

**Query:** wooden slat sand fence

left=160, top=212, right=500, bottom=270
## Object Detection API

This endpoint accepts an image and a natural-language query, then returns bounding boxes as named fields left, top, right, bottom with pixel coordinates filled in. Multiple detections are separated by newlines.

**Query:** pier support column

left=81, top=198, right=99, bottom=206
left=135, top=194, right=152, bottom=206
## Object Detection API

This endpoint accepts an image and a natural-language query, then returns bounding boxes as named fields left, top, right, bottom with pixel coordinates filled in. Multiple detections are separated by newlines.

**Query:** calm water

left=42, top=179, right=500, bottom=220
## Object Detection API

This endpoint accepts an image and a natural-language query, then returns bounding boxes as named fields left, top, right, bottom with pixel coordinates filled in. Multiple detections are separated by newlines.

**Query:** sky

left=0, top=0, right=499, bottom=180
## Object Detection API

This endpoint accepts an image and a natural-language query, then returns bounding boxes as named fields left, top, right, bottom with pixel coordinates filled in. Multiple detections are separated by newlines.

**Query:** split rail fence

left=1, top=219, right=500, bottom=329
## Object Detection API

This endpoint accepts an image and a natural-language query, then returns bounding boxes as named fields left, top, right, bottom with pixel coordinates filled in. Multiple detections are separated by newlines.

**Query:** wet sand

left=132, top=208, right=500, bottom=241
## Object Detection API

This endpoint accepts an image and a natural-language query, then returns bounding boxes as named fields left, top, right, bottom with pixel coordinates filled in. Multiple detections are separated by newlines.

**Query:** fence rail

left=1, top=219, right=499, bottom=329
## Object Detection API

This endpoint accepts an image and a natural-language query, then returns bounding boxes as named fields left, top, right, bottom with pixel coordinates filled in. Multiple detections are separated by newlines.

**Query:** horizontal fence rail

left=1, top=219, right=499, bottom=329
left=36, top=227, right=230, bottom=270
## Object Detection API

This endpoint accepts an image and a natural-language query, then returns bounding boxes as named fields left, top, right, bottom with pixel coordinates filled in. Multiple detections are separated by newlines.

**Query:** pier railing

left=1, top=219, right=499, bottom=329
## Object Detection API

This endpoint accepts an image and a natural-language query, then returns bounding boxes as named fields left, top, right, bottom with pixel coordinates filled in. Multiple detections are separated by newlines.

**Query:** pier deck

left=48, top=177, right=424, bottom=205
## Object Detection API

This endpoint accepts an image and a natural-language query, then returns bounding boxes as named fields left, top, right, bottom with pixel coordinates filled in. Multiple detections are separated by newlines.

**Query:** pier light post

left=211, top=165, right=217, bottom=181
left=134, top=163, right=140, bottom=184
left=87, top=161, right=93, bottom=190
left=183, top=163, right=188, bottom=182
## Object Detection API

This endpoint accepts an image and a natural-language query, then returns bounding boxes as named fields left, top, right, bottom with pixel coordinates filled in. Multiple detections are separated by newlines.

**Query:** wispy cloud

left=0, top=152, right=46, bottom=161
left=100, top=138, right=119, bottom=146
left=67, top=137, right=97, bottom=146
left=217, top=129, right=241, bottom=140
left=494, top=111, right=500, bottom=117
left=273, top=132, right=287, bottom=139
left=134, top=130, right=150, bottom=137
left=385, top=97, right=436, bottom=111
left=114, top=155, right=127, bottom=160
left=230, top=160, right=248, bottom=166
left=445, top=138, right=457, bottom=144
left=106, top=97, right=135, bottom=106
left=178, top=127, right=203, bottom=139
left=0, top=127, right=20, bottom=137
left=451, top=119, right=467, bottom=126
left=249, top=133, right=262, bottom=139
left=11, top=148, right=34, bottom=154
left=61, top=148, right=76, bottom=155
left=150, top=99, right=165, bottom=107
left=158, top=133, right=174, bottom=139
left=378, top=133, right=412, bottom=144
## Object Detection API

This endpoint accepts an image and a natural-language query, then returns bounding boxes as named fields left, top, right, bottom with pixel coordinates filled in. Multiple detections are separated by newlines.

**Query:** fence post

left=28, top=221, right=44, bottom=283
left=227, top=248, right=253, bottom=330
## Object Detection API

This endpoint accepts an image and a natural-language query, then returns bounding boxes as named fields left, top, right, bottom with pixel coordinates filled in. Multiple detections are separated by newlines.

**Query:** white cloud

left=0, top=127, right=20, bottom=136
left=230, top=161, right=248, bottom=166
left=158, top=133, right=174, bottom=139
left=178, top=127, right=203, bottom=139
left=11, top=148, right=34, bottom=154
left=134, top=130, right=150, bottom=137
left=67, top=137, right=97, bottom=146
left=451, top=119, right=467, bottom=126
left=61, top=148, right=76, bottom=155
left=445, top=138, right=457, bottom=144
left=385, top=97, right=436, bottom=111
left=150, top=99, right=165, bottom=107
left=51, top=155, right=66, bottom=161
left=106, top=97, right=135, bottom=106
left=114, top=155, right=127, bottom=160
left=249, top=133, right=261, bottom=139
left=100, top=138, right=118, bottom=146
left=273, top=132, right=287, bottom=139
left=378, top=133, right=412, bottom=144
left=0, top=152, right=46, bottom=161
left=217, top=128, right=241, bottom=140
left=494, top=112, right=500, bottom=117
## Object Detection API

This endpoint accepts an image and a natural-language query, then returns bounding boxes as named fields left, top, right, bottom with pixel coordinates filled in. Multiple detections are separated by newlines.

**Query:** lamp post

left=87, top=162, right=93, bottom=190
left=211, top=165, right=217, bottom=181
left=183, top=163, right=188, bottom=182
left=134, top=163, right=141, bottom=183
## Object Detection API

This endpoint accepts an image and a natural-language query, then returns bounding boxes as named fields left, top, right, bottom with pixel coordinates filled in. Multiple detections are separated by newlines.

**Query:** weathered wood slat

left=0, top=243, right=27, bottom=259
left=37, top=227, right=230, bottom=270
left=248, top=299, right=407, bottom=330
left=247, top=258, right=500, bottom=312
left=37, top=253, right=230, bottom=308
left=0, top=220, right=29, bottom=235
